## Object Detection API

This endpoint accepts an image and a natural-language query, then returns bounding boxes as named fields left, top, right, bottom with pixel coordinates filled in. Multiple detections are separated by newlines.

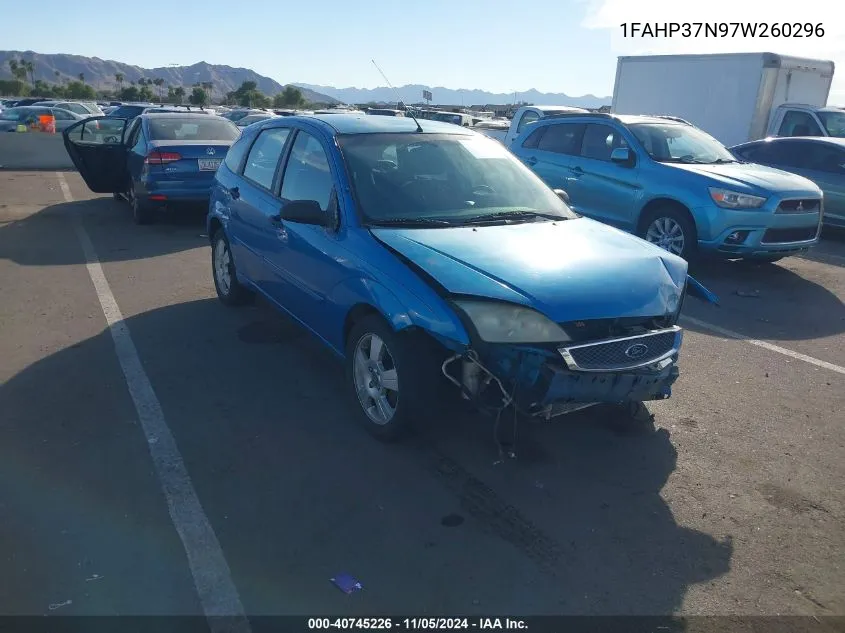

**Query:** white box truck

left=611, top=53, right=839, bottom=147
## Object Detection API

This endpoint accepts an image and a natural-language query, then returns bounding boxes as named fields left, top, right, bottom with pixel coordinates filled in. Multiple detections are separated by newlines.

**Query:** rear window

left=147, top=118, right=239, bottom=141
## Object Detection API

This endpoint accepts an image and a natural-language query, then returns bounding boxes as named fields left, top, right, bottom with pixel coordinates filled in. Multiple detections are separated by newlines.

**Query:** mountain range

left=0, top=51, right=338, bottom=104
left=0, top=51, right=611, bottom=108
left=294, top=83, right=611, bottom=108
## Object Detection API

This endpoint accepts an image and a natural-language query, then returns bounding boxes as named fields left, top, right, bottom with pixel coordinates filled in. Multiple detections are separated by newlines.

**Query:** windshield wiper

left=456, top=210, right=566, bottom=225
left=709, top=158, right=740, bottom=164
left=367, top=218, right=454, bottom=228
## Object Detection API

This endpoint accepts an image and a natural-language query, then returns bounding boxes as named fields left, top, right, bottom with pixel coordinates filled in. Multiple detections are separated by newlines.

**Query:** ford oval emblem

left=206, top=147, right=216, bottom=156
left=625, top=343, right=649, bottom=359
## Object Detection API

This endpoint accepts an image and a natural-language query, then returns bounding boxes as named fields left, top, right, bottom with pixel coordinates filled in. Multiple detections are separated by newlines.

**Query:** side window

left=794, top=143, right=845, bottom=173
left=279, top=131, right=333, bottom=211
left=778, top=111, right=823, bottom=137
left=516, top=111, right=539, bottom=134
left=242, top=128, right=291, bottom=191
left=580, top=124, right=628, bottom=161
left=223, top=133, right=252, bottom=173
left=126, top=119, right=142, bottom=147
left=521, top=127, right=546, bottom=149
left=537, top=123, right=586, bottom=155
left=52, top=109, right=72, bottom=121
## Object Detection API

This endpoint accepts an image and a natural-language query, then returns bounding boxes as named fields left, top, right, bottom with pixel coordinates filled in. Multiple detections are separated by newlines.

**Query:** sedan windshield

left=628, top=122, right=737, bottom=164
left=147, top=117, right=240, bottom=141
left=818, top=111, right=845, bottom=137
left=338, top=133, right=576, bottom=225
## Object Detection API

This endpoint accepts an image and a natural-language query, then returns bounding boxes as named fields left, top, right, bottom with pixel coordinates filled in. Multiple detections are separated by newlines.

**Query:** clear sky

left=1, top=0, right=842, bottom=101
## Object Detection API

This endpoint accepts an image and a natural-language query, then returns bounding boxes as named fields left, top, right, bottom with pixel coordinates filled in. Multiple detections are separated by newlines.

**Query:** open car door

left=62, top=117, right=129, bottom=193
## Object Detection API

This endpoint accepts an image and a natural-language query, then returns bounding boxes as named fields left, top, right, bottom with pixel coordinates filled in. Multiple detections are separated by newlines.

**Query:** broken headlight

left=452, top=300, right=569, bottom=344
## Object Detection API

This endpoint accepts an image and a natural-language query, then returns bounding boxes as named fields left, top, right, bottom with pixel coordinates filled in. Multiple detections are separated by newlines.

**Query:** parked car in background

left=105, top=103, right=211, bottom=120
left=472, top=119, right=509, bottom=144
left=0, top=106, right=85, bottom=132
left=220, top=109, right=267, bottom=123
left=504, top=105, right=589, bottom=147
left=62, top=113, right=240, bottom=224
left=366, top=108, right=404, bottom=117
left=236, top=113, right=277, bottom=127
left=33, top=100, right=101, bottom=117
left=731, top=136, right=845, bottom=228
left=206, top=113, right=716, bottom=439
left=511, top=112, right=824, bottom=262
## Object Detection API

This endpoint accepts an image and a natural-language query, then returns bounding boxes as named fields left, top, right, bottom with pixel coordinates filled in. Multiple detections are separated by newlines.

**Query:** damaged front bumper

left=442, top=326, right=683, bottom=419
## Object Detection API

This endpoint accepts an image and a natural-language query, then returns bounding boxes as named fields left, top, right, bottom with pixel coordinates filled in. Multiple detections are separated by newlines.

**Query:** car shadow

left=0, top=198, right=208, bottom=268
left=683, top=254, right=845, bottom=342
left=0, top=296, right=732, bottom=615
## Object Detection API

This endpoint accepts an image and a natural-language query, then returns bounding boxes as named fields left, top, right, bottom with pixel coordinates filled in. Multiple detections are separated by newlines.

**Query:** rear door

left=566, top=122, right=640, bottom=229
left=518, top=122, right=586, bottom=195
left=230, top=126, right=293, bottom=287
left=62, top=117, right=130, bottom=193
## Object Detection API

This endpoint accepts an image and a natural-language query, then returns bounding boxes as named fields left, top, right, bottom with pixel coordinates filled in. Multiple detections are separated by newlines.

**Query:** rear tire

left=345, top=315, right=443, bottom=442
left=128, top=181, right=154, bottom=225
left=639, top=205, right=697, bottom=261
left=211, top=228, right=252, bottom=306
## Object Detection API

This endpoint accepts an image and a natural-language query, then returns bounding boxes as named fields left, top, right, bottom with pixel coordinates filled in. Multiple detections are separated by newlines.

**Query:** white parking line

left=682, top=315, right=845, bottom=376
left=58, top=173, right=251, bottom=631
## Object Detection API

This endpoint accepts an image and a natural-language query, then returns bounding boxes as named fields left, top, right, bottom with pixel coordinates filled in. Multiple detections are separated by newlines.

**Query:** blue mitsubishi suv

left=511, top=113, right=824, bottom=262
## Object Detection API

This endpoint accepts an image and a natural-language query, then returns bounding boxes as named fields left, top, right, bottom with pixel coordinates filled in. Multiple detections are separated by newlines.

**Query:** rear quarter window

left=223, top=131, right=253, bottom=173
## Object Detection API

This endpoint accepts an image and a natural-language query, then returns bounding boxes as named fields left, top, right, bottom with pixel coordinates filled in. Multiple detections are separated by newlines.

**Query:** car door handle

left=524, top=156, right=537, bottom=166
left=229, top=186, right=240, bottom=200
left=269, top=214, right=282, bottom=224
left=569, top=166, right=583, bottom=173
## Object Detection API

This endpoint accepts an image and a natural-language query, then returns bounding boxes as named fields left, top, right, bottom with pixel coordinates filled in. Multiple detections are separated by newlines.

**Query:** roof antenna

left=371, top=59, right=422, bottom=132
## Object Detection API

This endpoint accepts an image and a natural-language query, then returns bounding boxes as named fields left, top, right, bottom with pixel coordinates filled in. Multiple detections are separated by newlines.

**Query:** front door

left=63, top=117, right=129, bottom=193
left=565, top=123, right=641, bottom=229
left=267, top=128, right=350, bottom=342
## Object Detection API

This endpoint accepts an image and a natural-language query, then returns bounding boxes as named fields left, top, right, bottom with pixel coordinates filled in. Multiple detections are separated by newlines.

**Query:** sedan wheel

left=128, top=182, right=154, bottom=225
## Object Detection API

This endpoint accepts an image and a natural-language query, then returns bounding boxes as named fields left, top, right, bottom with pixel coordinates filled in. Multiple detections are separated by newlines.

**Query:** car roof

left=274, top=113, right=477, bottom=135
left=733, top=136, right=845, bottom=149
left=139, top=112, right=221, bottom=119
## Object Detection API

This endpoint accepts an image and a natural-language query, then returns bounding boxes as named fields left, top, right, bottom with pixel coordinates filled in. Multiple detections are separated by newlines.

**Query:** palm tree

left=173, top=86, right=185, bottom=104
left=115, top=72, right=124, bottom=91
left=78, top=72, right=85, bottom=84
left=23, top=60, right=35, bottom=87
left=201, top=81, right=214, bottom=100
left=54, top=70, right=61, bottom=83
left=153, top=78, right=165, bottom=102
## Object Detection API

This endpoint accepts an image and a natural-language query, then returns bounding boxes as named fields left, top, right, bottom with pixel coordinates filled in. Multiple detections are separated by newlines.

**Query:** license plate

left=198, top=158, right=222, bottom=171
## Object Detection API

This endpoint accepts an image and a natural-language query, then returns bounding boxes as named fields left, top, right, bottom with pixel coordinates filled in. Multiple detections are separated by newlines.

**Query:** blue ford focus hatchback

left=208, top=113, right=715, bottom=440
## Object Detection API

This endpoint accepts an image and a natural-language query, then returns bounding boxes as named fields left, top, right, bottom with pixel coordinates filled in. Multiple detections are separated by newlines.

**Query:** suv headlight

left=709, top=187, right=767, bottom=209
left=453, top=300, right=569, bottom=343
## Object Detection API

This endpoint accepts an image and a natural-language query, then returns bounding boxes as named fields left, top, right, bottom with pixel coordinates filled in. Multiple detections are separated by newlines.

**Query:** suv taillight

left=145, top=151, right=181, bottom=164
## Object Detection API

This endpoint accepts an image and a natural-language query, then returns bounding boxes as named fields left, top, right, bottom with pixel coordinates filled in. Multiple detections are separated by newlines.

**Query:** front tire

left=640, top=206, right=697, bottom=261
left=211, top=229, right=252, bottom=306
left=345, top=315, right=441, bottom=441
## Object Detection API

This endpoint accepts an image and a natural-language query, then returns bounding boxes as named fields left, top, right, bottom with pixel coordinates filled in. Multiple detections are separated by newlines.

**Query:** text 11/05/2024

left=619, top=22, right=825, bottom=37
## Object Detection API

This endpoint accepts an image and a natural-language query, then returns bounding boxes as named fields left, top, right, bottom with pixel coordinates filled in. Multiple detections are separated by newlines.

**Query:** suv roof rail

left=542, top=111, right=616, bottom=121
left=650, top=114, right=695, bottom=126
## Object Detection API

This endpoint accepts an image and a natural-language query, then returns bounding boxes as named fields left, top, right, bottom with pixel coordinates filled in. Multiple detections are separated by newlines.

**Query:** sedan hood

left=668, top=162, right=820, bottom=196
left=371, top=218, right=688, bottom=323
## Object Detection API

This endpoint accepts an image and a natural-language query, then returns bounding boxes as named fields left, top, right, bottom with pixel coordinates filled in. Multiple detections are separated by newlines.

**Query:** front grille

left=560, top=327, right=681, bottom=372
left=776, top=199, right=821, bottom=214
left=761, top=227, right=818, bottom=244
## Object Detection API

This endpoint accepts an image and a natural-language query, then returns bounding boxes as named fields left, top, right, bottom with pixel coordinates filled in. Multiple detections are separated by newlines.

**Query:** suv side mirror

left=282, top=199, right=329, bottom=226
left=611, top=147, right=634, bottom=166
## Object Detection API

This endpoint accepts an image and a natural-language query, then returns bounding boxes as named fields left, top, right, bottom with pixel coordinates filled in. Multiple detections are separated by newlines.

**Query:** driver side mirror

left=611, top=147, right=635, bottom=166
left=282, top=200, right=328, bottom=225
left=553, top=188, right=570, bottom=204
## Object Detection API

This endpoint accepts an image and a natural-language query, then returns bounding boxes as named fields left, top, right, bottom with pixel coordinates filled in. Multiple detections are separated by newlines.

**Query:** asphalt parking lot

left=1, top=171, right=844, bottom=624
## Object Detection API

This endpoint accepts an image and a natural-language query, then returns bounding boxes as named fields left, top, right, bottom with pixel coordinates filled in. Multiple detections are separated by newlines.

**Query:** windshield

left=147, top=117, right=240, bottom=141
left=338, top=133, right=576, bottom=225
left=628, top=122, right=737, bottom=164
left=818, top=111, right=845, bottom=137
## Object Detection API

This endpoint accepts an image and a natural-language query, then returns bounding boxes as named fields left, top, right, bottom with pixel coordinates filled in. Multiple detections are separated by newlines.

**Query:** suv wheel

left=640, top=206, right=697, bottom=260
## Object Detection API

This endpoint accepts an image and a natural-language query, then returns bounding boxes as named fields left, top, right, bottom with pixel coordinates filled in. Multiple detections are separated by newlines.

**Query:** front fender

left=328, top=276, right=471, bottom=352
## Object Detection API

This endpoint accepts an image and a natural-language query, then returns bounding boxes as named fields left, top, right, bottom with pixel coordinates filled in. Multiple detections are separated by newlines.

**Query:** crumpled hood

left=371, top=218, right=688, bottom=323
left=668, top=161, right=821, bottom=196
